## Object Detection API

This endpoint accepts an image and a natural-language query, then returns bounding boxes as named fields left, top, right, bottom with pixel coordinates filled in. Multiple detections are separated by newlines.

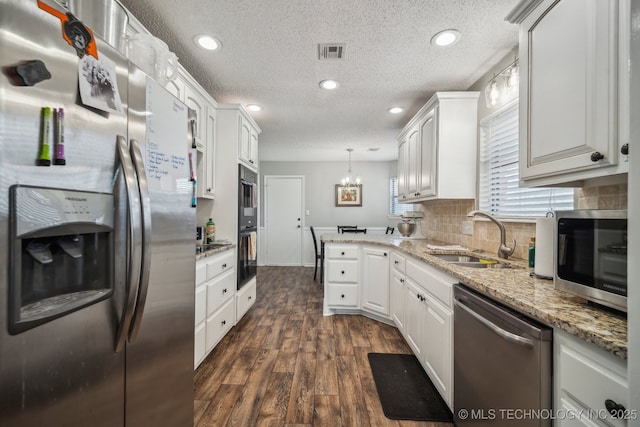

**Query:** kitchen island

left=321, top=234, right=627, bottom=359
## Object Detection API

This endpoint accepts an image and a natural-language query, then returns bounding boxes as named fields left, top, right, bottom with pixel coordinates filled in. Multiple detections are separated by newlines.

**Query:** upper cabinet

left=397, top=92, right=479, bottom=202
left=237, top=114, right=260, bottom=170
left=171, top=69, right=216, bottom=199
left=511, top=0, right=630, bottom=186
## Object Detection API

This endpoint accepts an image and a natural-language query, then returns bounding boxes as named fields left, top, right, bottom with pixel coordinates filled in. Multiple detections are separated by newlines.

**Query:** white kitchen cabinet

left=236, top=277, right=257, bottom=321
left=194, top=248, right=236, bottom=368
left=184, top=83, right=206, bottom=152
left=324, top=244, right=360, bottom=311
left=422, top=292, right=452, bottom=409
left=403, top=258, right=455, bottom=409
left=164, top=75, right=186, bottom=101
left=389, top=251, right=406, bottom=332
left=397, top=138, right=408, bottom=200
left=554, top=329, right=629, bottom=426
left=197, top=104, right=216, bottom=199
left=512, top=0, right=630, bottom=186
left=361, top=246, right=390, bottom=316
left=403, top=278, right=424, bottom=359
left=397, top=92, right=479, bottom=202
left=237, top=114, right=259, bottom=170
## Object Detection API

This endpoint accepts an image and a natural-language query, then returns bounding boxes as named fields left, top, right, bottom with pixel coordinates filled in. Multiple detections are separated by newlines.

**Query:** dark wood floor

left=194, top=266, right=455, bottom=427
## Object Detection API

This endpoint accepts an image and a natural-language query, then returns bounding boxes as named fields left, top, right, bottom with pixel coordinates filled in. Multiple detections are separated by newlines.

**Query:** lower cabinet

left=194, top=249, right=236, bottom=369
left=236, top=276, right=256, bottom=322
left=389, top=251, right=407, bottom=332
left=403, top=258, right=455, bottom=409
left=361, top=246, right=390, bottom=316
left=554, top=329, right=629, bottom=427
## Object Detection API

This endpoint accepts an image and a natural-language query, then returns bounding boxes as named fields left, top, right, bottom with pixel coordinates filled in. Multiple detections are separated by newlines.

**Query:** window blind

left=479, top=101, right=573, bottom=217
left=389, top=177, right=413, bottom=216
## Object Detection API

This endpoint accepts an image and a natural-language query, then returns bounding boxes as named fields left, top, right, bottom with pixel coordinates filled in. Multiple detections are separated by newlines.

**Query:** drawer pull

left=394, top=260, right=399, bottom=265
left=223, top=288, right=227, bottom=294
left=341, top=251, right=345, bottom=255
left=248, top=296, right=252, bottom=300
left=341, top=294, right=345, bottom=299
left=221, top=320, right=226, bottom=326
left=400, top=278, right=404, bottom=283
left=222, top=263, right=227, bottom=268
left=384, top=252, right=387, bottom=257
left=605, top=399, right=626, bottom=418
left=341, top=270, right=345, bottom=275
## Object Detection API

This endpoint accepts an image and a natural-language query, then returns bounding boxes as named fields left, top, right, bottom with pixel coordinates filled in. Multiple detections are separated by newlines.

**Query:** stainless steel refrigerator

left=0, top=1, right=195, bottom=425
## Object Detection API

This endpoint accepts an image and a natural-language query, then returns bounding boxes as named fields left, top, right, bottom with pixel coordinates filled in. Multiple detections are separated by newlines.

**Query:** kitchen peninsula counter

left=321, top=234, right=627, bottom=359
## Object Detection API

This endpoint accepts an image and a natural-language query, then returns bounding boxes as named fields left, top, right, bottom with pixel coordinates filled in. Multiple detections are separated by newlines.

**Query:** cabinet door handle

left=400, top=278, right=404, bottom=283
left=590, top=151, right=605, bottom=162
left=341, top=251, right=345, bottom=255
left=394, top=260, right=399, bottom=265
left=222, top=263, right=227, bottom=268
left=341, top=270, right=345, bottom=275
left=341, top=294, right=345, bottom=299
left=221, top=320, right=226, bottom=326
left=248, top=296, right=252, bottom=300
left=621, top=143, right=629, bottom=155
left=223, top=288, right=227, bottom=294
left=604, top=399, right=626, bottom=418
left=383, top=252, right=387, bottom=257
left=297, top=225, right=301, bottom=228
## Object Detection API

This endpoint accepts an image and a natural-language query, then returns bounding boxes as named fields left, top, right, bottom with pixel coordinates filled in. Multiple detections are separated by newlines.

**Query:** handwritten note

left=144, top=78, right=189, bottom=192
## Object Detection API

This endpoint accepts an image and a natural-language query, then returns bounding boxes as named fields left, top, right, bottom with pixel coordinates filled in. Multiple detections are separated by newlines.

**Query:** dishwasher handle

left=455, top=297, right=535, bottom=348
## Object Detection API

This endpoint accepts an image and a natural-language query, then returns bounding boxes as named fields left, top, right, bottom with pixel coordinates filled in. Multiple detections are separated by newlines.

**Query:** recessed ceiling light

left=430, top=29, right=461, bottom=47
left=246, top=104, right=262, bottom=112
left=387, top=107, right=404, bottom=114
left=319, top=79, right=340, bottom=90
left=194, top=34, right=222, bottom=50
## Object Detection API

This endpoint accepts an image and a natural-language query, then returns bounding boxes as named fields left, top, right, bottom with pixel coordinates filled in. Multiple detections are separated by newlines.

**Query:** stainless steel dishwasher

left=454, top=284, right=552, bottom=426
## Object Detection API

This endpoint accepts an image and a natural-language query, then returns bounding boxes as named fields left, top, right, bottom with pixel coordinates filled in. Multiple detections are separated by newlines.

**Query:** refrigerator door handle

left=115, top=135, right=143, bottom=353
left=127, top=139, right=152, bottom=342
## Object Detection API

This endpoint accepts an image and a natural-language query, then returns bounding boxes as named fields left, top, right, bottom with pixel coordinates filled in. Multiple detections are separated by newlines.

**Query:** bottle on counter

left=528, top=237, right=536, bottom=268
left=206, top=218, right=216, bottom=244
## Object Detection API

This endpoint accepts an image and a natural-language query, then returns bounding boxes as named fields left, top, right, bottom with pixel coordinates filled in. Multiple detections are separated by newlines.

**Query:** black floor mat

left=368, top=353, right=453, bottom=422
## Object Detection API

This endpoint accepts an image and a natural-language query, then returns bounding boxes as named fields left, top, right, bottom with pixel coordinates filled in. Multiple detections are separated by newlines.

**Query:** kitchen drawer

left=206, top=250, right=234, bottom=280
left=194, top=322, right=206, bottom=368
left=326, top=245, right=359, bottom=259
left=326, top=260, right=358, bottom=283
left=206, top=269, right=235, bottom=316
left=196, top=261, right=207, bottom=286
left=406, top=258, right=454, bottom=308
left=326, top=284, right=359, bottom=307
left=236, top=277, right=256, bottom=321
left=556, top=331, right=628, bottom=427
left=390, top=251, right=406, bottom=273
left=195, top=284, right=207, bottom=325
left=205, top=298, right=235, bottom=352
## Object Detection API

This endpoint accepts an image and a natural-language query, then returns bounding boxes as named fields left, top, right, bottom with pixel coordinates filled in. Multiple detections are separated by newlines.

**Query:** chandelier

left=341, top=148, right=361, bottom=188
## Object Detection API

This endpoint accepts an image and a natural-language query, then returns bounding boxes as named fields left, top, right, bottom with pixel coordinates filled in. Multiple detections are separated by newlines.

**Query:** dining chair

left=309, top=226, right=322, bottom=282
left=386, top=226, right=395, bottom=235
left=342, top=228, right=366, bottom=234
left=337, top=225, right=358, bottom=233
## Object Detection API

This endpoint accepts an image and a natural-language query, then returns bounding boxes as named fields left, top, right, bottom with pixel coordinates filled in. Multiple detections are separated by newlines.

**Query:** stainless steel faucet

left=467, top=210, right=516, bottom=259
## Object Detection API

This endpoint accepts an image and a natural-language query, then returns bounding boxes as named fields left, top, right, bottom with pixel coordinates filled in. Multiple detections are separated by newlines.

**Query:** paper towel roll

left=534, top=217, right=554, bottom=279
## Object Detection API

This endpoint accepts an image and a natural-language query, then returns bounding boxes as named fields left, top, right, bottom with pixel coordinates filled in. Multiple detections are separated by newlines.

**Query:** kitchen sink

left=430, top=253, right=520, bottom=269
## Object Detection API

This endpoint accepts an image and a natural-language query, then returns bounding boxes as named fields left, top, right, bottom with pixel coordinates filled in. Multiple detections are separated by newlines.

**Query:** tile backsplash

left=418, top=184, right=627, bottom=261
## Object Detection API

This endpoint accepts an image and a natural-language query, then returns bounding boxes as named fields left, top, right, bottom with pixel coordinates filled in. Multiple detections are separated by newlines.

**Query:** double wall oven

left=238, top=165, right=257, bottom=289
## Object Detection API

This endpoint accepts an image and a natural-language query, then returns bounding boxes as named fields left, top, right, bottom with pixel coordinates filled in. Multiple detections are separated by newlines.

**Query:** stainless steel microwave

left=554, top=210, right=627, bottom=312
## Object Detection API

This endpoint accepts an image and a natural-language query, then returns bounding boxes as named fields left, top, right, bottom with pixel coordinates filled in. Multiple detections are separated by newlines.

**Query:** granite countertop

left=321, top=234, right=628, bottom=359
left=196, top=243, right=235, bottom=261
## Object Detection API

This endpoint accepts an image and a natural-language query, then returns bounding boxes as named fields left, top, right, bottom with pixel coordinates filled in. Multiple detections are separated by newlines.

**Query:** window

left=389, top=177, right=413, bottom=216
left=479, top=100, right=573, bottom=217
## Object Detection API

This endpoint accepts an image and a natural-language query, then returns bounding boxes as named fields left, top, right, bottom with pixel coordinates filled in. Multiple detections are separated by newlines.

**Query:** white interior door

left=265, top=176, right=304, bottom=265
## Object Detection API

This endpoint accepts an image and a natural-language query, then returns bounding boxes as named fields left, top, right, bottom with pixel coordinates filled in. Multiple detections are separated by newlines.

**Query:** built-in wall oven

left=238, top=165, right=257, bottom=289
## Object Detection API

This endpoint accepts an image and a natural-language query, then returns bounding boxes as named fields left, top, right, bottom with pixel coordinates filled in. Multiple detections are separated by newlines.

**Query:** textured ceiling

left=118, top=0, right=519, bottom=161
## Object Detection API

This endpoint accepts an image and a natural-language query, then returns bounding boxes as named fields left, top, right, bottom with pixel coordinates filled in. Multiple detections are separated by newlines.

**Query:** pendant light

left=341, top=148, right=361, bottom=188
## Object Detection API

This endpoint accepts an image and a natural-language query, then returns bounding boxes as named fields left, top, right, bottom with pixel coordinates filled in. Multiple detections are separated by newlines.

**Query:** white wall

left=259, top=160, right=398, bottom=229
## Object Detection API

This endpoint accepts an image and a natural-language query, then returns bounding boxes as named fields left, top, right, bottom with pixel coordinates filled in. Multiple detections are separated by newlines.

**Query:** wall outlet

left=462, top=220, right=473, bottom=236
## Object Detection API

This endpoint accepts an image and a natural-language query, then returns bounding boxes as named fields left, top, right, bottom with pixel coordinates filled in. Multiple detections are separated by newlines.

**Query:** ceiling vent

left=318, top=43, right=345, bottom=60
